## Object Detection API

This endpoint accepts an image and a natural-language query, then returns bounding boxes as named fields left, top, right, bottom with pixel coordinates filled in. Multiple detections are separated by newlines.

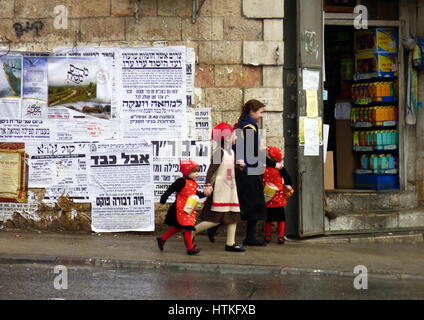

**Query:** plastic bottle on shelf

left=353, top=131, right=360, bottom=146
left=361, top=154, right=369, bottom=169
left=376, top=131, right=382, bottom=146
left=359, top=131, right=365, bottom=146
left=370, top=154, right=378, bottom=173
left=387, top=154, right=395, bottom=169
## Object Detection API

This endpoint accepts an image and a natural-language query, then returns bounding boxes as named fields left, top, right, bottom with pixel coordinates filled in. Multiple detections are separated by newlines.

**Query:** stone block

left=223, top=17, right=262, bottom=41
left=243, top=41, right=284, bottom=65
left=205, top=88, right=243, bottom=112
left=45, top=18, right=82, bottom=43
left=198, top=41, right=242, bottom=64
left=264, top=19, right=283, bottom=41
left=126, top=17, right=182, bottom=41
left=1, top=18, right=78, bottom=43
left=243, top=0, right=284, bottom=18
left=68, top=0, right=111, bottom=18
left=195, top=64, right=214, bottom=87
left=263, top=66, right=283, bottom=87
left=212, top=0, right=242, bottom=16
left=398, top=210, right=424, bottom=228
left=266, top=135, right=285, bottom=149
left=244, top=88, right=283, bottom=111
left=182, top=17, right=223, bottom=41
left=0, top=0, right=14, bottom=18
left=112, top=0, right=157, bottom=17
left=223, top=111, right=242, bottom=127
left=158, top=0, right=192, bottom=17
left=214, top=65, right=261, bottom=87
left=14, top=0, right=64, bottom=18
left=80, top=17, right=125, bottom=42
left=263, top=111, right=283, bottom=138
left=211, top=111, right=223, bottom=127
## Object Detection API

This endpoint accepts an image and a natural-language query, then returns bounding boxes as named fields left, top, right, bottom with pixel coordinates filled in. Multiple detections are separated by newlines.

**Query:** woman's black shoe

left=225, top=244, right=246, bottom=252
left=243, top=239, right=266, bottom=246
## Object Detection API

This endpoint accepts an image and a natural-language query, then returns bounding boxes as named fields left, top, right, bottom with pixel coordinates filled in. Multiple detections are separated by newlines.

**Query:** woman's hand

left=204, top=185, right=213, bottom=197
left=236, top=159, right=246, bottom=168
left=275, top=162, right=283, bottom=170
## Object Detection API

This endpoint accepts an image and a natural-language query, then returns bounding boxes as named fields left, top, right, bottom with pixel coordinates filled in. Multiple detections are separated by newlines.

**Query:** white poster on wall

left=22, top=55, right=49, bottom=120
left=27, top=142, right=89, bottom=202
left=187, top=107, right=211, bottom=141
left=116, top=46, right=187, bottom=139
left=0, top=119, right=55, bottom=141
left=186, top=47, right=195, bottom=107
left=152, top=139, right=210, bottom=203
left=88, top=141, right=154, bottom=232
left=0, top=55, right=23, bottom=119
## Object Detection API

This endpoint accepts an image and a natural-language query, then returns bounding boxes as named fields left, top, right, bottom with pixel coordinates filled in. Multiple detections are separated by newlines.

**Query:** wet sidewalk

left=0, top=230, right=423, bottom=280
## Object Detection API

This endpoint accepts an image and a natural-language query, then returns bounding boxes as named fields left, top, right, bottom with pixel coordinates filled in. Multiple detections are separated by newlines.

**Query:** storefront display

left=351, top=27, right=399, bottom=190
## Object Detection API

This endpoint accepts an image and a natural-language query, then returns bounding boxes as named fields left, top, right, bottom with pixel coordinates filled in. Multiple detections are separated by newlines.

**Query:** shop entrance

left=323, top=25, right=401, bottom=192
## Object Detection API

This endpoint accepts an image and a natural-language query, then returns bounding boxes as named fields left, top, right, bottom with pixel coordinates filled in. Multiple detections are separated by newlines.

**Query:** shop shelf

left=355, top=169, right=398, bottom=175
left=352, top=121, right=397, bottom=128
left=354, top=174, right=399, bottom=190
left=353, top=145, right=397, bottom=152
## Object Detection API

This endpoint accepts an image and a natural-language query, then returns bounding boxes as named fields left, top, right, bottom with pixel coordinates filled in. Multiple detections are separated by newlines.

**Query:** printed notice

left=88, top=142, right=154, bottom=232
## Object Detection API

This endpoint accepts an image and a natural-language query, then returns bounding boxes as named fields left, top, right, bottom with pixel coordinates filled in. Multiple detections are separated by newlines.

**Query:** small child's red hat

left=212, top=122, right=234, bottom=140
left=267, top=146, right=283, bottom=162
left=180, top=159, right=199, bottom=175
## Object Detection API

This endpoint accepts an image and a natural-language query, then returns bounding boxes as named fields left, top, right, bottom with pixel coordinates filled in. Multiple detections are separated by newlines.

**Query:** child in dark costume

left=157, top=160, right=206, bottom=255
left=263, top=146, right=293, bottom=244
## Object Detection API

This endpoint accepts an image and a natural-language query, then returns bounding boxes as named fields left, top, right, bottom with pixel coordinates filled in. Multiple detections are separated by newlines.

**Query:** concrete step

left=325, top=208, right=424, bottom=233
left=325, top=190, right=417, bottom=215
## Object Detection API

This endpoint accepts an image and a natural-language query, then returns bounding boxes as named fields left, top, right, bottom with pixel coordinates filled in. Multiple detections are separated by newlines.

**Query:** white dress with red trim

left=211, top=149, right=240, bottom=213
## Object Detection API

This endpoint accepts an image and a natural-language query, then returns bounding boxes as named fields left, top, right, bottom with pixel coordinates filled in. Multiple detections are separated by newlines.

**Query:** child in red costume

left=157, top=160, right=206, bottom=255
left=263, top=146, right=293, bottom=244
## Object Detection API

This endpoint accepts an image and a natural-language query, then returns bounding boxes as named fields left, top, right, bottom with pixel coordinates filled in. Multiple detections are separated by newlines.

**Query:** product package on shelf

left=351, top=81, right=397, bottom=104
left=354, top=28, right=398, bottom=54
left=355, top=52, right=398, bottom=79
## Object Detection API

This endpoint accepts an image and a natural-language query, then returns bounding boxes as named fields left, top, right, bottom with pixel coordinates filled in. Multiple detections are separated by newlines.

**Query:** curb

left=1, top=254, right=424, bottom=281
left=298, top=233, right=424, bottom=244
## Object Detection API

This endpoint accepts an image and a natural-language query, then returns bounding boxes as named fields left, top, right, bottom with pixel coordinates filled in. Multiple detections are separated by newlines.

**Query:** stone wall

left=0, top=0, right=285, bottom=233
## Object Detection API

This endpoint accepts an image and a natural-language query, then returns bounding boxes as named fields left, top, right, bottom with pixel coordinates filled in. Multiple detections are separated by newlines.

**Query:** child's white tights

left=193, top=221, right=237, bottom=246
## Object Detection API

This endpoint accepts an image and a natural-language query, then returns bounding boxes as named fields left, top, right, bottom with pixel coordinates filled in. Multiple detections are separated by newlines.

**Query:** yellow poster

left=0, top=152, right=21, bottom=195
left=306, top=90, right=319, bottom=118
left=0, top=143, right=27, bottom=202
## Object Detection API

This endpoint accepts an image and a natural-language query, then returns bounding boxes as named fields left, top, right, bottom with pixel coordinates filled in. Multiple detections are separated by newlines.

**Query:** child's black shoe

left=277, top=236, right=285, bottom=245
left=187, top=246, right=201, bottom=255
left=264, top=234, right=271, bottom=243
left=157, top=237, right=165, bottom=251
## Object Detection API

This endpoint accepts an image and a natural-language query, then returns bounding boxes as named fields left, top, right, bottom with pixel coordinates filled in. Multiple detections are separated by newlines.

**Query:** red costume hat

left=180, top=160, right=199, bottom=176
left=267, top=146, right=283, bottom=162
left=212, top=122, right=234, bottom=140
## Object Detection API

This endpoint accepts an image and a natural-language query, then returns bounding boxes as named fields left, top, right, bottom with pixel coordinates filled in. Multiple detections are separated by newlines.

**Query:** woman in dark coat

left=233, top=99, right=282, bottom=246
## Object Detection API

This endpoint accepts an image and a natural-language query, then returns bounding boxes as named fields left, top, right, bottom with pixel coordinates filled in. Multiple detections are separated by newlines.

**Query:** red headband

left=267, top=146, right=283, bottom=162
left=212, top=122, right=234, bottom=140
left=180, top=160, right=199, bottom=175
